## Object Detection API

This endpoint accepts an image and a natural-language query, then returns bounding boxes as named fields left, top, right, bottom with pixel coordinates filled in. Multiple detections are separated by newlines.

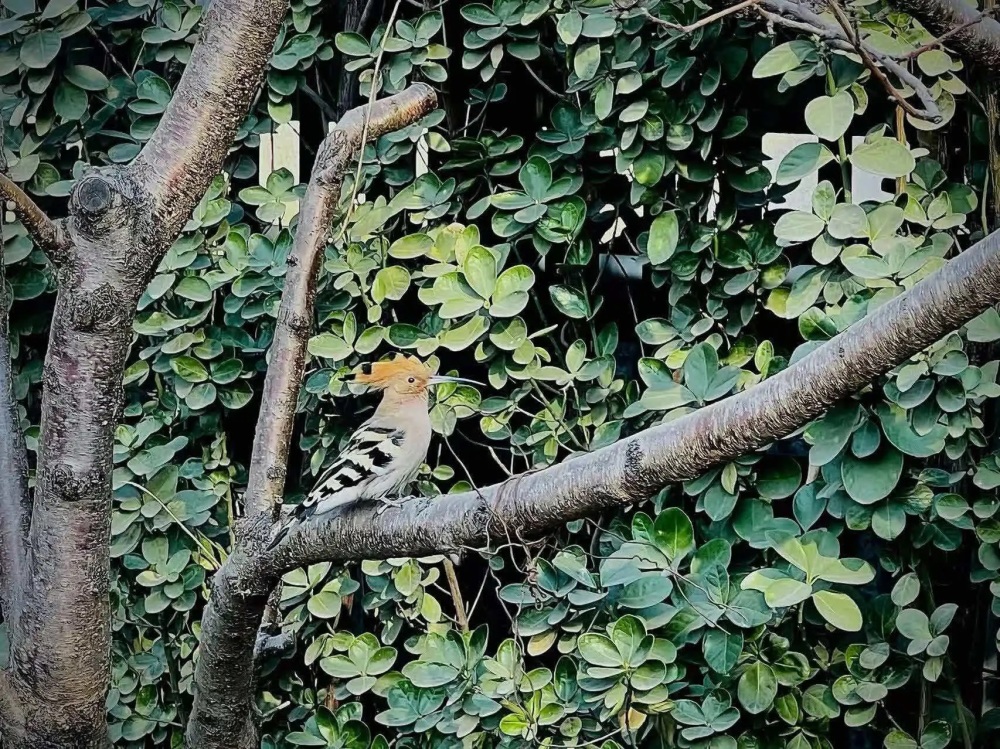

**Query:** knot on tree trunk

left=73, top=175, right=114, bottom=218
left=70, top=283, right=127, bottom=332
left=68, top=166, right=145, bottom=243
left=47, top=463, right=103, bottom=502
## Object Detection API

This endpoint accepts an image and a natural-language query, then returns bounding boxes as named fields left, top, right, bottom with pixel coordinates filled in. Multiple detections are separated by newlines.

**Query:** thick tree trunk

left=2, top=171, right=143, bottom=747
left=0, top=0, right=290, bottom=743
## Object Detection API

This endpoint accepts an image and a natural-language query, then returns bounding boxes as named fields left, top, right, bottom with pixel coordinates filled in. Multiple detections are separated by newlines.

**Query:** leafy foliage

left=1, top=0, right=999, bottom=747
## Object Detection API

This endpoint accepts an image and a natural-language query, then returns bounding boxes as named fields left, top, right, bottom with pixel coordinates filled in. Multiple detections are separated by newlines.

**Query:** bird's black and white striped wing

left=302, top=422, right=405, bottom=513
left=266, top=422, right=406, bottom=550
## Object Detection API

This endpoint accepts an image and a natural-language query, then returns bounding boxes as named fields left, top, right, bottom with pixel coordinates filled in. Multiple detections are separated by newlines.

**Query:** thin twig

left=828, top=0, right=928, bottom=120
left=335, top=0, right=404, bottom=242
left=299, top=81, right=340, bottom=121
left=758, top=0, right=941, bottom=122
left=521, top=59, right=565, bottom=98
left=901, top=7, right=997, bottom=59
left=632, top=0, right=761, bottom=33
left=442, top=558, right=469, bottom=633
left=86, top=27, right=131, bottom=79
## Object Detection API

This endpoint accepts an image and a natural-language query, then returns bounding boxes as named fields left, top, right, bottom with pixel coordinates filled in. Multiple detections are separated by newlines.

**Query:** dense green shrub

left=1, top=0, right=998, bottom=747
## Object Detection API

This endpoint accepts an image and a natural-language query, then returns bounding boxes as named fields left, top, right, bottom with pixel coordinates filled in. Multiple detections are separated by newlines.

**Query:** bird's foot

left=375, top=497, right=405, bottom=515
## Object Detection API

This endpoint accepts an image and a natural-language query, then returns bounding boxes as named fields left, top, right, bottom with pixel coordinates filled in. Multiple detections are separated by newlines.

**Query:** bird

left=266, top=355, right=480, bottom=550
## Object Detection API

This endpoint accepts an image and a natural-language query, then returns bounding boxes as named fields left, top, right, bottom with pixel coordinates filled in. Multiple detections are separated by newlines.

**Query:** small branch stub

left=72, top=175, right=114, bottom=218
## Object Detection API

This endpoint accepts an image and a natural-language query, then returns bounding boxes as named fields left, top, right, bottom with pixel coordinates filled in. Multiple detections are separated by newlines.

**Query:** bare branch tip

left=0, top=174, right=71, bottom=263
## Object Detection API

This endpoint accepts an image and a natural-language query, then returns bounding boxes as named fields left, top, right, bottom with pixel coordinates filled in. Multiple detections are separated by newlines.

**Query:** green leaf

left=519, top=156, right=552, bottom=201
left=574, top=42, right=601, bottom=80
left=65, top=64, right=109, bottom=91
left=175, top=276, right=213, bottom=302
left=308, top=333, right=353, bottom=361
left=53, top=80, right=88, bottom=121
left=653, top=508, right=694, bottom=563
left=850, top=138, right=915, bottom=179
left=335, top=32, right=371, bottom=56
left=827, top=204, right=868, bottom=239
left=804, top=91, right=854, bottom=141
left=776, top=143, right=834, bottom=185
left=648, top=211, right=680, bottom=264
left=757, top=459, right=802, bottom=499
left=753, top=40, right=817, bottom=78
left=549, top=285, right=589, bottom=319
left=812, top=590, right=863, bottom=631
left=891, top=573, right=920, bottom=607
left=462, top=246, right=498, bottom=299
left=403, top=661, right=460, bottom=688
left=21, top=31, right=62, bottom=69
left=775, top=211, right=825, bottom=243
left=703, top=629, right=743, bottom=674
left=388, top=234, right=433, bottom=259
left=308, top=591, right=343, bottom=619
left=491, top=265, right=534, bottom=317
left=920, top=721, right=952, bottom=749
left=896, top=608, right=932, bottom=641
left=738, top=662, right=778, bottom=714
left=170, top=356, right=209, bottom=383
left=578, top=633, right=622, bottom=667
left=372, top=266, right=411, bottom=303
left=841, top=446, right=904, bottom=504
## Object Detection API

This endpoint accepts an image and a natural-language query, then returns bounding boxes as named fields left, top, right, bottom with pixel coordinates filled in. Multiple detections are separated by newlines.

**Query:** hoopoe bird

left=267, top=355, right=479, bottom=549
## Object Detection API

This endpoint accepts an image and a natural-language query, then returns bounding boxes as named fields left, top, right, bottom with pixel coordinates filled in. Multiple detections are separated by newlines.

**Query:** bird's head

left=347, top=355, right=480, bottom=399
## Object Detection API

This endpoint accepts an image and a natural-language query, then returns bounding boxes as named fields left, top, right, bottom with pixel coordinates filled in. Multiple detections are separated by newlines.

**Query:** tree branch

left=888, top=0, right=1000, bottom=72
left=186, top=85, right=437, bottom=749
left=0, top=132, right=30, bottom=615
left=132, top=0, right=290, bottom=243
left=242, top=83, right=436, bottom=525
left=2, top=1, right=293, bottom=745
left=760, top=0, right=942, bottom=121
left=270, top=226, right=1000, bottom=569
left=0, top=174, right=69, bottom=264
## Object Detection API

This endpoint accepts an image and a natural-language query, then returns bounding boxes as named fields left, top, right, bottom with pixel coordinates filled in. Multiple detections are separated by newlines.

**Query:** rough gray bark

left=187, top=84, right=437, bottom=749
left=0, top=0, right=289, bottom=744
left=889, top=0, right=1000, bottom=72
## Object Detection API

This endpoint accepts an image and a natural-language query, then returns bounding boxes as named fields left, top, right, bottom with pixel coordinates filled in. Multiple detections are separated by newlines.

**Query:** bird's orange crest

left=351, top=354, right=433, bottom=390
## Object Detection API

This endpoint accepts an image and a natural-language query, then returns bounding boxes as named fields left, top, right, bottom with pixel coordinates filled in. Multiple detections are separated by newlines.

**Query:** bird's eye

left=407, top=377, right=416, bottom=384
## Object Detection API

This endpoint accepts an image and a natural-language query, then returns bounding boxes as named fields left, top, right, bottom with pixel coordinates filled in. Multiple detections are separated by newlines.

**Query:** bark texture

left=186, top=85, right=437, bottom=749
left=0, top=0, right=290, bottom=744
left=889, top=0, right=1000, bottom=73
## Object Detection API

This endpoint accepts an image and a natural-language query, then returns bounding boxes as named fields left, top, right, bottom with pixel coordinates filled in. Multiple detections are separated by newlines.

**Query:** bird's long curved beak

left=429, top=375, right=484, bottom=387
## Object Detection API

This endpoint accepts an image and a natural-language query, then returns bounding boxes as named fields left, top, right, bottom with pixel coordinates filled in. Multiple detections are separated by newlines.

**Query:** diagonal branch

left=187, top=84, right=437, bottom=749
left=242, top=82, right=437, bottom=524
left=270, top=225, right=1000, bottom=569
left=0, top=174, right=70, bottom=264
